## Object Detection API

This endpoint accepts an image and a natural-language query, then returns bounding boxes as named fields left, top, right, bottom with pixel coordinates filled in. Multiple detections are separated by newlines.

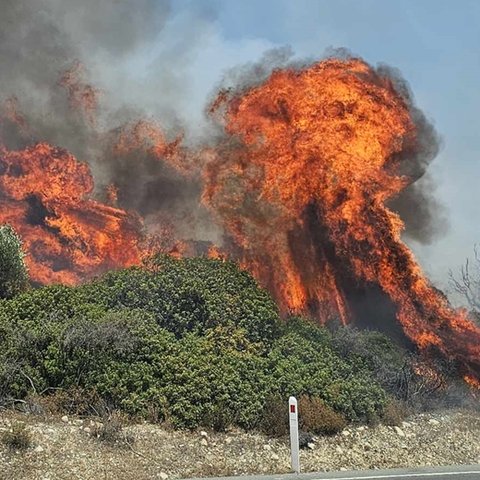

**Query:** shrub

left=1, top=422, right=32, bottom=451
left=160, top=329, right=270, bottom=430
left=0, top=295, right=273, bottom=430
left=267, top=327, right=388, bottom=422
left=90, top=411, right=134, bottom=447
left=0, top=225, right=29, bottom=299
left=0, top=258, right=397, bottom=431
left=298, top=395, right=347, bottom=435
left=82, top=255, right=281, bottom=345
left=259, top=393, right=289, bottom=437
left=330, top=326, right=407, bottom=395
left=41, top=387, right=106, bottom=417
left=382, top=398, right=408, bottom=426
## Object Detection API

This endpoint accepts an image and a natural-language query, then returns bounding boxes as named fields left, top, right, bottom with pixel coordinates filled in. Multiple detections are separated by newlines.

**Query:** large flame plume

left=204, top=58, right=480, bottom=384
left=0, top=56, right=479, bottom=384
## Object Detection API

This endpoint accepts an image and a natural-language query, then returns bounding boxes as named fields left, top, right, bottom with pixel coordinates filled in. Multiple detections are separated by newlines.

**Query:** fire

left=207, top=245, right=227, bottom=261
left=112, top=119, right=190, bottom=174
left=0, top=142, right=143, bottom=284
left=204, top=58, right=480, bottom=382
left=0, top=55, right=478, bottom=384
left=464, top=375, right=480, bottom=390
left=59, top=62, right=100, bottom=126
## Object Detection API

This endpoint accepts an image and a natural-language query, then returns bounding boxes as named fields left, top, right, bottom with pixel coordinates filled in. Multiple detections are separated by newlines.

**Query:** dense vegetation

left=0, top=252, right=413, bottom=432
left=0, top=229, right=457, bottom=433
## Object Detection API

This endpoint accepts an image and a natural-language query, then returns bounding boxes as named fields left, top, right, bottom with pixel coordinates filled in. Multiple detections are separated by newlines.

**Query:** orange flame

left=59, top=62, right=100, bottom=126
left=464, top=375, right=480, bottom=390
left=0, top=56, right=478, bottom=385
left=0, top=142, right=143, bottom=284
left=204, top=58, right=480, bottom=382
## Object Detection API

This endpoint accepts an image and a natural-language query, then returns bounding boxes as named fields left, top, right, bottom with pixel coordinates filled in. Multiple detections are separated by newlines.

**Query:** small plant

left=298, top=395, right=347, bottom=435
left=382, top=398, right=408, bottom=426
left=259, top=394, right=289, bottom=437
left=0, top=224, right=29, bottom=299
left=44, top=387, right=106, bottom=417
left=90, top=411, right=134, bottom=447
left=1, top=422, right=32, bottom=451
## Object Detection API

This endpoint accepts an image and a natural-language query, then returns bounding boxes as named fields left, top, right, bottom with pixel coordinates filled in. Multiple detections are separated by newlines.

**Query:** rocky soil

left=1, top=409, right=479, bottom=480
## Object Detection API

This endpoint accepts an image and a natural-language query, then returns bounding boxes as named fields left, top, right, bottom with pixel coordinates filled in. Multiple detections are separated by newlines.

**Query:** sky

left=150, top=0, right=480, bottom=300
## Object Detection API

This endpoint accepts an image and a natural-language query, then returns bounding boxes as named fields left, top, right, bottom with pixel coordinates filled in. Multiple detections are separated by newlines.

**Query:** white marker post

left=289, top=396, right=300, bottom=474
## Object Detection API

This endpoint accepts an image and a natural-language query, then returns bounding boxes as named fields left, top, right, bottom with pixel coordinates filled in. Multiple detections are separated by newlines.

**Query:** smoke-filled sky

left=1, top=0, right=479, bottom=301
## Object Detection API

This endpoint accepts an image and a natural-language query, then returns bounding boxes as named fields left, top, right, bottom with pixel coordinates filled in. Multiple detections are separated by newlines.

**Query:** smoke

left=390, top=177, right=449, bottom=244
left=0, top=0, right=222, bottom=244
left=0, top=0, right=163, bottom=158
left=375, top=64, right=448, bottom=244
left=208, top=46, right=295, bottom=95
left=0, top=1, right=449, bottom=257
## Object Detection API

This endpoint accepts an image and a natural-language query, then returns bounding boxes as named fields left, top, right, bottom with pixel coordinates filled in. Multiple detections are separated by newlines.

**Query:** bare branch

left=19, top=370, right=37, bottom=396
left=449, top=244, right=480, bottom=315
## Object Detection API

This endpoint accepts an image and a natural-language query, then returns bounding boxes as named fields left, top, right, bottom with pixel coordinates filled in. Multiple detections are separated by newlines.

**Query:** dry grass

left=1, top=421, right=32, bottom=451
left=0, top=409, right=478, bottom=480
left=90, top=411, right=135, bottom=447
left=382, top=398, right=409, bottom=427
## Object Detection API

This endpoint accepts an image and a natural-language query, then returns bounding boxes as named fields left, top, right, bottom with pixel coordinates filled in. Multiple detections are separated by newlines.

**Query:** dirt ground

left=1, top=408, right=479, bottom=480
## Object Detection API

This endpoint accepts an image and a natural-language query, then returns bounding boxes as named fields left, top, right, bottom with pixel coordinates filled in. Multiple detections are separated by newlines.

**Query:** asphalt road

left=188, top=465, right=480, bottom=480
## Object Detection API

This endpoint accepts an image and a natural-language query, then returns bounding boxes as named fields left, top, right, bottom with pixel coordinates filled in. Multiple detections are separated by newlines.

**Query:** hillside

left=0, top=254, right=478, bottom=480
left=1, top=255, right=414, bottom=430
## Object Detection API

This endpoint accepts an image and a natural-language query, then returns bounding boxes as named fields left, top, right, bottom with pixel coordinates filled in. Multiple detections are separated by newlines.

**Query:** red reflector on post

left=290, top=405, right=295, bottom=413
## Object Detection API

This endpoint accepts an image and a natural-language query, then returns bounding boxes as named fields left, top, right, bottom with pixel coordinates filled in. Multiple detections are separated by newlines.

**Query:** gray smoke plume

left=377, top=63, right=448, bottom=244
left=0, top=0, right=222, bottom=244
left=0, top=0, right=167, bottom=153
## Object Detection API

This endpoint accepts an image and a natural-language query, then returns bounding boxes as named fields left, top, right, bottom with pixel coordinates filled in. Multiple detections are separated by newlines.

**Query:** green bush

left=0, top=256, right=399, bottom=430
left=0, top=304, right=271, bottom=429
left=0, top=225, right=29, bottom=299
left=81, top=255, right=281, bottom=345
left=267, top=321, right=388, bottom=422
left=161, top=329, right=269, bottom=430
left=0, top=285, right=108, bottom=398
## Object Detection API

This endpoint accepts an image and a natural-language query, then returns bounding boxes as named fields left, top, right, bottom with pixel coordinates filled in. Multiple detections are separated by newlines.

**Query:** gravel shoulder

left=1, top=409, right=479, bottom=480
